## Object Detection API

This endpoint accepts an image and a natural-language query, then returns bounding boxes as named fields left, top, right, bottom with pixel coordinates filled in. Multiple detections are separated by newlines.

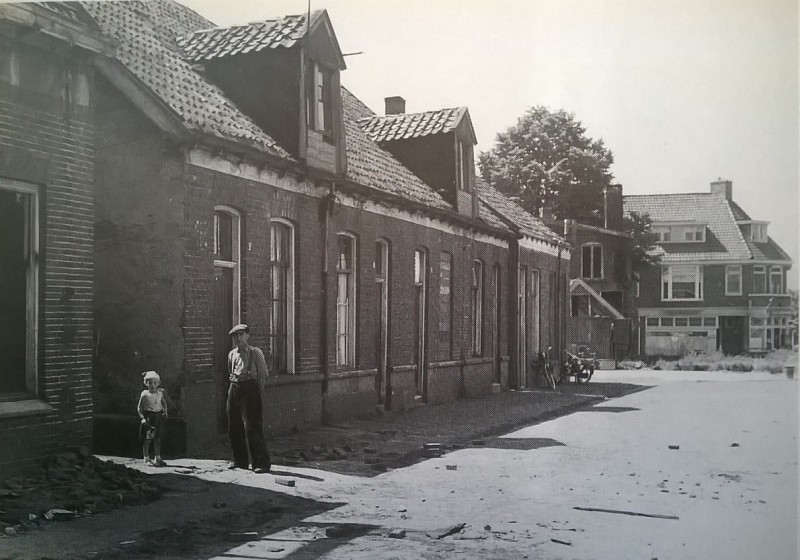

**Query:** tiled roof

left=82, top=0, right=292, bottom=159
left=359, top=107, right=467, bottom=142
left=176, top=11, right=322, bottom=62
left=746, top=238, right=792, bottom=261
left=342, top=88, right=451, bottom=210
left=476, top=178, right=565, bottom=244
left=727, top=200, right=751, bottom=221
left=624, top=193, right=754, bottom=262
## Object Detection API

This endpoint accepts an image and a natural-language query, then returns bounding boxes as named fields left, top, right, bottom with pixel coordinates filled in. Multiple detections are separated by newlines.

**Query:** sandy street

left=204, top=369, right=798, bottom=560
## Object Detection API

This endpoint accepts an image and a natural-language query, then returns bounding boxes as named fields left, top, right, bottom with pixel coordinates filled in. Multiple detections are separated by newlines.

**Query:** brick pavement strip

left=269, top=384, right=647, bottom=477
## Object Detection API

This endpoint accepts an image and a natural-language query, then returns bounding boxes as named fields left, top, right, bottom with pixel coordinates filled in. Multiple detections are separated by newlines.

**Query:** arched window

left=336, top=233, right=357, bottom=366
left=581, top=243, right=602, bottom=279
left=438, top=252, right=453, bottom=359
left=270, top=219, right=295, bottom=374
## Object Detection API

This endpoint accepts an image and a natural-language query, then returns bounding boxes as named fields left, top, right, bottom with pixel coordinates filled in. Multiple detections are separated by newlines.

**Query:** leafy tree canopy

left=623, top=211, right=662, bottom=272
left=478, top=106, right=614, bottom=223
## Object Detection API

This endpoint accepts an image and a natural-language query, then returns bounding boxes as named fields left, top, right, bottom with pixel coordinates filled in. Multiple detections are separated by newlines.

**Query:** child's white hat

left=142, top=370, right=160, bottom=384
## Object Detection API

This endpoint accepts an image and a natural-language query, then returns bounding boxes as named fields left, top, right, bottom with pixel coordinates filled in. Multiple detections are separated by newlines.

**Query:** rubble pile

left=0, top=447, right=161, bottom=536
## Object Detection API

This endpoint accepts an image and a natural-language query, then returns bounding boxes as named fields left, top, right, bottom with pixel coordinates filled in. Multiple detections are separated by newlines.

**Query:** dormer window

left=744, top=222, right=768, bottom=242
left=652, top=223, right=706, bottom=243
left=306, top=60, right=333, bottom=134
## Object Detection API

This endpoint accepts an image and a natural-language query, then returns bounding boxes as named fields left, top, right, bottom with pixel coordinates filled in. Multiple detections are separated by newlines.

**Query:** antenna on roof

left=342, top=51, right=364, bottom=57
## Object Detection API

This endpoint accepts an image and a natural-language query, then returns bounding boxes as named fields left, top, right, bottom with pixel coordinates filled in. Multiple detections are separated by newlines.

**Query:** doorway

left=375, top=239, right=390, bottom=408
left=212, top=207, right=240, bottom=432
left=0, top=182, right=37, bottom=395
left=720, top=316, right=745, bottom=355
left=517, top=265, right=528, bottom=389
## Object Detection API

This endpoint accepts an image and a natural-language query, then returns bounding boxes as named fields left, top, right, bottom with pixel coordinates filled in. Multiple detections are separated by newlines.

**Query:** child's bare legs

left=143, top=439, right=152, bottom=463
left=154, top=436, right=163, bottom=465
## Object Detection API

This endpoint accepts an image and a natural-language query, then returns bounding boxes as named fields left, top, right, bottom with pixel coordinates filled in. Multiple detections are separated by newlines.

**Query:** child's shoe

left=154, top=458, right=167, bottom=467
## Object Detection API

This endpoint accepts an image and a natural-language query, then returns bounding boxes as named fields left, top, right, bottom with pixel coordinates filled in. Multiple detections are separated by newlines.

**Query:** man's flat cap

left=229, top=324, right=249, bottom=335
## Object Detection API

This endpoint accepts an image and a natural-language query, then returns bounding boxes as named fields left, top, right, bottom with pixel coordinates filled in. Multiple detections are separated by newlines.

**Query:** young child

left=137, top=370, right=168, bottom=466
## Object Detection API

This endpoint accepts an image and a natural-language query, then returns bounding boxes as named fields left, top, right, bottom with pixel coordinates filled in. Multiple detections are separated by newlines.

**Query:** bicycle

left=537, top=347, right=557, bottom=390
left=561, top=350, right=597, bottom=384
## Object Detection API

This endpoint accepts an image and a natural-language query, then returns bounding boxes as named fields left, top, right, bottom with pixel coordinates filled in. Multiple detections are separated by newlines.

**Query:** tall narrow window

left=725, top=265, right=742, bottom=296
left=306, top=60, right=333, bottom=133
left=438, top=252, right=453, bottom=360
left=213, top=206, right=241, bottom=326
left=769, top=266, right=783, bottom=294
left=581, top=244, right=602, bottom=279
left=270, top=220, right=295, bottom=374
left=752, top=265, right=766, bottom=294
left=472, top=260, right=484, bottom=356
left=336, top=233, right=357, bottom=366
left=456, top=141, right=472, bottom=191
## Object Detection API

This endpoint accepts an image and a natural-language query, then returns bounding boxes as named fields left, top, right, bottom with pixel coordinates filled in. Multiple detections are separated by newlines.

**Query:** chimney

left=603, top=184, right=624, bottom=231
left=710, top=179, right=732, bottom=200
left=384, top=96, right=406, bottom=115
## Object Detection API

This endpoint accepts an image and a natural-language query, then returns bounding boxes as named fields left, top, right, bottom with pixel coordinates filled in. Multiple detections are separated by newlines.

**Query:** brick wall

left=0, top=42, right=96, bottom=478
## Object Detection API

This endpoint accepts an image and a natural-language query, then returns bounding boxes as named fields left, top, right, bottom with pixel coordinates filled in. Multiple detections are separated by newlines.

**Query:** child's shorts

left=139, top=410, right=165, bottom=442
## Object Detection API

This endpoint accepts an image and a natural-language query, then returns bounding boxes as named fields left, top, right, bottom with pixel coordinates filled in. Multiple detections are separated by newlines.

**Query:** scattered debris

left=435, top=522, right=467, bottom=539
left=118, top=540, right=138, bottom=546
left=573, top=507, right=679, bottom=520
left=5, top=526, right=17, bottom=537
left=668, top=445, right=680, bottom=450
left=388, top=529, right=406, bottom=539
left=731, top=443, right=740, bottom=447
left=213, top=502, right=226, bottom=509
left=44, top=509, right=75, bottom=522
left=446, top=465, right=458, bottom=471
left=275, top=478, right=296, bottom=487
left=484, top=525, right=492, bottom=531
left=551, top=538, right=572, bottom=546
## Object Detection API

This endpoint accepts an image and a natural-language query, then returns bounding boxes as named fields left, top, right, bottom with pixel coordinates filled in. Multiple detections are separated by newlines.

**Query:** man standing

left=227, top=324, right=271, bottom=473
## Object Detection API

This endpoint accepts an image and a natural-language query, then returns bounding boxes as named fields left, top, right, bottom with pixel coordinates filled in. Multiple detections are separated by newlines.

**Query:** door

left=414, top=249, right=428, bottom=398
left=493, top=264, right=502, bottom=384
left=0, top=188, right=30, bottom=393
left=212, top=208, right=239, bottom=432
left=376, top=240, right=390, bottom=407
left=517, top=266, right=528, bottom=389
left=720, top=316, right=745, bottom=355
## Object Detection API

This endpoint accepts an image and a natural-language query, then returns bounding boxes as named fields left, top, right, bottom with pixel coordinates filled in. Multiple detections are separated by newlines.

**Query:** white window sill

left=0, top=398, right=54, bottom=419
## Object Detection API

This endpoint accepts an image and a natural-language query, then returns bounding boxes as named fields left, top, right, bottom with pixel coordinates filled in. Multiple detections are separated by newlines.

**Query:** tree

left=478, top=106, right=614, bottom=223
left=623, top=210, right=662, bottom=274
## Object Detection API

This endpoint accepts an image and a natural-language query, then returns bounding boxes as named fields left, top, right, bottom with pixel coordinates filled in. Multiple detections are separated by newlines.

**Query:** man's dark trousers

left=226, top=380, right=271, bottom=470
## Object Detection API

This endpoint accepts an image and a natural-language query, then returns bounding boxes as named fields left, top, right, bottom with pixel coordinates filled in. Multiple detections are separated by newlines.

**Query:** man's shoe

left=253, top=466, right=269, bottom=474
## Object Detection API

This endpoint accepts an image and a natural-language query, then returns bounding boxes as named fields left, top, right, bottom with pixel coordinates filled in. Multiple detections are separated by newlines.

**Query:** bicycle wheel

left=555, top=364, right=568, bottom=385
left=577, top=363, right=593, bottom=383
left=544, top=363, right=556, bottom=390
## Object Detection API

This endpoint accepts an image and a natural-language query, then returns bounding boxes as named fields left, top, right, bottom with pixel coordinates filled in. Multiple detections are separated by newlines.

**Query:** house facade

left=562, top=185, right=635, bottom=361
left=83, top=0, right=570, bottom=456
left=626, top=180, right=793, bottom=358
left=0, top=3, right=112, bottom=478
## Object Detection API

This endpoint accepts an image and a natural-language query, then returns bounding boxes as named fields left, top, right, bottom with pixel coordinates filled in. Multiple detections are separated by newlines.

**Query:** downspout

left=320, top=182, right=336, bottom=397
left=555, top=243, right=562, bottom=360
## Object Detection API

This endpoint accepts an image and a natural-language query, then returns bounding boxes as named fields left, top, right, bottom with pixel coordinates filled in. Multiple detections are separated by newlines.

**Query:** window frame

left=661, top=265, right=703, bottom=301
left=752, top=265, right=767, bottom=294
left=335, top=232, right=357, bottom=367
left=269, top=219, right=295, bottom=374
left=213, top=206, right=242, bottom=326
left=0, top=179, right=39, bottom=396
left=581, top=243, right=603, bottom=279
left=725, top=265, right=742, bottom=296
left=652, top=223, right=706, bottom=243
left=305, top=59, right=334, bottom=135
left=769, top=266, right=784, bottom=294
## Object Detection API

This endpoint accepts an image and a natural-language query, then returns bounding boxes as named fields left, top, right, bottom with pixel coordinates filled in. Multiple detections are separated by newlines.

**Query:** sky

left=181, top=0, right=799, bottom=287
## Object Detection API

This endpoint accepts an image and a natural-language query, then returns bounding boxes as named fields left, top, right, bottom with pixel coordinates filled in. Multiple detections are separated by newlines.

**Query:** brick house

left=626, top=180, right=793, bottom=358
left=82, top=0, right=569, bottom=456
left=562, top=185, right=635, bottom=362
left=0, top=3, right=112, bottom=477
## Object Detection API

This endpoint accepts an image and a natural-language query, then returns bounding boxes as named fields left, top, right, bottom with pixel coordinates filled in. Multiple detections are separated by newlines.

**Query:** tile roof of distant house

left=476, top=178, right=565, bottom=245
left=82, top=0, right=293, bottom=159
left=359, top=107, right=469, bottom=143
left=342, top=88, right=452, bottom=210
left=176, top=10, right=324, bottom=63
left=624, top=192, right=791, bottom=263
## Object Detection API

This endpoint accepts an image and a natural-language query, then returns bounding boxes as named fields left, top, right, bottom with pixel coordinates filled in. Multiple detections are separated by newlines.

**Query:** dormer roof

left=359, top=107, right=476, bottom=144
left=176, top=9, right=345, bottom=69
